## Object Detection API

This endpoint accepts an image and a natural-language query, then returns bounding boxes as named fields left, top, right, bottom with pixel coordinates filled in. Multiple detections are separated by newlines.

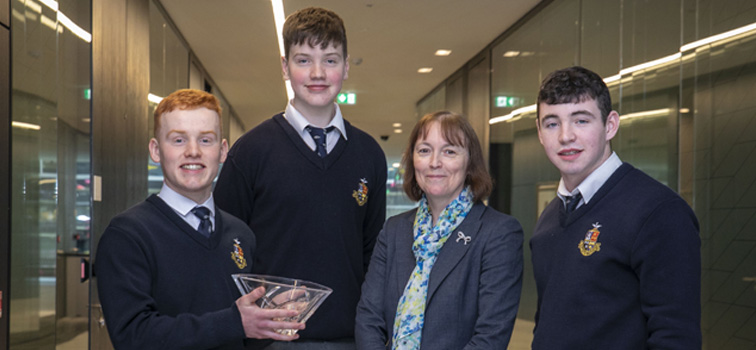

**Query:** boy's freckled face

left=282, top=42, right=349, bottom=116
left=148, top=107, right=228, bottom=203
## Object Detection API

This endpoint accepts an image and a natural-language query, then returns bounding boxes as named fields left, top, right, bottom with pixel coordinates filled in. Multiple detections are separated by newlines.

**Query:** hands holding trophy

left=233, top=274, right=333, bottom=338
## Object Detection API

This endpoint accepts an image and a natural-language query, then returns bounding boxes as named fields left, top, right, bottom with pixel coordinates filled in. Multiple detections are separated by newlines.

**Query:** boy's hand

left=236, top=286, right=306, bottom=341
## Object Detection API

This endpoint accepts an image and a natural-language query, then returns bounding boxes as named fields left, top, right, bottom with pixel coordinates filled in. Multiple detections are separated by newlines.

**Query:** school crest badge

left=352, top=178, right=369, bottom=206
left=230, top=238, right=247, bottom=269
left=578, top=222, right=602, bottom=257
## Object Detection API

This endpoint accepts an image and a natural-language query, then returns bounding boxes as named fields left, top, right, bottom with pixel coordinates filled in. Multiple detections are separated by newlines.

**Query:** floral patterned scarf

left=392, top=186, right=474, bottom=349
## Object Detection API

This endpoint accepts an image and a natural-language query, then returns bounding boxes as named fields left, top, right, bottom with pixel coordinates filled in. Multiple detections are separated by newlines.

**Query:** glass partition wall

left=147, top=0, right=238, bottom=194
left=424, top=0, right=756, bottom=348
left=9, top=0, right=92, bottom=348
left=147, top=0, right=189, bottom=195
left=7, top=0, right=238, bottom=348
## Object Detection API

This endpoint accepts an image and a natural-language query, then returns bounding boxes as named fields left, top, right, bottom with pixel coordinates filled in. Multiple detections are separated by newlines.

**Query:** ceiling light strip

left=33, top=0, right=91, bottom=43
left=271, top=0, right=294, bottom=101
left=57, top=11, right=91, bottom=43
left=490, top=21, right=756, bottom=125
left=25, top=0, right=42, bottom=13
left=40, top=14, right=56, bottom=30
left=619, top=108, right=671, bottom=120
left=490, top=104, right=537, bottom=124
left=12, top=121, right=42, bottom=130
left=620, top=52, right=681, bottom=76
left=681, top=21, right=756, bottom=52
left=39, top=0, right=58, bottom=11
left=147, top=93, right=163, bottom=104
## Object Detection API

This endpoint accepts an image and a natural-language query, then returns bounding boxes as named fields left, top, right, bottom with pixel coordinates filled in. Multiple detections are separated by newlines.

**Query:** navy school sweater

left=214, top=113, right=387, bottom=341
left=530, top=163, right=701, bottom=350
left=95, top=194, right=256, bottom=350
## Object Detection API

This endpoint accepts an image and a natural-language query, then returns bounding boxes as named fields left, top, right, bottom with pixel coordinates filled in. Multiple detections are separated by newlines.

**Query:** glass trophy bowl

left=232, top=274, right=333, bottom=335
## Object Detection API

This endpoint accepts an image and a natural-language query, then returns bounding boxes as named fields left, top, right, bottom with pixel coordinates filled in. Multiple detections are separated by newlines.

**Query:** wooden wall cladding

left=90, top=0, right=149, bottom=347
left=92, top=0, right=150, bottom=238
left=0, top=0, right=8, bottom=28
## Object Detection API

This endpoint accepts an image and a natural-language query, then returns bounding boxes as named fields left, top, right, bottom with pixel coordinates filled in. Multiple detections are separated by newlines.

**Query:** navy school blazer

left=355, top=202, right=524, bottom=349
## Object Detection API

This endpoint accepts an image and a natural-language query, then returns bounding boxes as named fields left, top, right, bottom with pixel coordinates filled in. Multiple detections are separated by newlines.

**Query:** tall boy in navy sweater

left=530, top=66, right=701, bottom=349
left=214, top=7, right=387, bottom=350
left=95, top=89, right=304, bottom=349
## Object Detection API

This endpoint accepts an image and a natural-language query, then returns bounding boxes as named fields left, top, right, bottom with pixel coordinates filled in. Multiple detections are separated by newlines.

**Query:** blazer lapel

left=426, top=203, right=485, bottom=304
left=396, top=210, right=418, bottom=296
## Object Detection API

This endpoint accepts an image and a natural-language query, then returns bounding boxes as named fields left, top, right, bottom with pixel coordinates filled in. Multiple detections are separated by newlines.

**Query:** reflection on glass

left=147, top=1, right=190, bottom=194
left=10, top=0, right=92, bottom=347
left=481, top=1, right=756, bottom=348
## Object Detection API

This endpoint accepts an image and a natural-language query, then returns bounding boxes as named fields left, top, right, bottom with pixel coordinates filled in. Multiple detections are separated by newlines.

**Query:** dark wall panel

left=0, top=25, right=9, bottom=350
left=91, top=0, right=150, bottom=347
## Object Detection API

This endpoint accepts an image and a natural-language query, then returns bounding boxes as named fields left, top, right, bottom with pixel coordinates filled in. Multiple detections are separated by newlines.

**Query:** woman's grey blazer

left=355, top=202, right=523, bottom=349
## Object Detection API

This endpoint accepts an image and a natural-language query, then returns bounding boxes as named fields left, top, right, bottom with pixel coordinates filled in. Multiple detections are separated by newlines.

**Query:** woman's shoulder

left=475, top=204, right=524, bottom=238
left=384, top=208, right=417, bottom=227
left=476, top=203, right=519, bottom=223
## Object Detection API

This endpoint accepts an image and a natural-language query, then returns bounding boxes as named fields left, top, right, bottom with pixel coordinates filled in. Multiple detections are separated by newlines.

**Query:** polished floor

left=57, top=331, right=88, bottom=350
left=54, top=318, right=535, bottom=349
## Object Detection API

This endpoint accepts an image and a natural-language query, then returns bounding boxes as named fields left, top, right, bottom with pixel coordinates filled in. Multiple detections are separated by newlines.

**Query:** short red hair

left=153, top=89, right=222, bottom=137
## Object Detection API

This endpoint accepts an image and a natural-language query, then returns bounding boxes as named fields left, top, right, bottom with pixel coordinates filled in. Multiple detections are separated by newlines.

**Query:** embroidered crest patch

left=578, top=222, right=602, bottom=257
left=352, top=178, right=369, bottom=206
left=231, top=238, right=247, bottom=269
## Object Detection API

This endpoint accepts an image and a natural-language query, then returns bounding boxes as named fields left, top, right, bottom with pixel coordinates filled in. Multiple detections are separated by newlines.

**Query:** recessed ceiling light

left=418, top=67, right=433, bottom=74
left=435, top=49, right=452, bottom=56
left=503, top=51, right=520, bottom=57
left=392, top=123, right=401, bottom=127
left=392, top=162, right=401, bottom=168
left=394, top=129, right=403, bottom=134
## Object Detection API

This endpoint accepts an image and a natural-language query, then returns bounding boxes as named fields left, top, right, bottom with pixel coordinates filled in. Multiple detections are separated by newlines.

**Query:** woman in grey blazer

left=355, top=111, right=523, bottom=349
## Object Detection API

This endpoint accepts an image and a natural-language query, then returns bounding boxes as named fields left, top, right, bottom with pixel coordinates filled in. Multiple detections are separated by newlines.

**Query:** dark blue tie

left=306, top=126, right=335, bottom=158
left=565, top=192, right=583, bottom=213
left=191, top=206, right=213, bottom=237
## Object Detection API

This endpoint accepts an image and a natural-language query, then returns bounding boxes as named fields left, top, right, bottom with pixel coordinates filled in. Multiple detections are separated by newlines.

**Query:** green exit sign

left=496, top=96, right=519, bottom=107
left=337, top=93, right=356, bottom=105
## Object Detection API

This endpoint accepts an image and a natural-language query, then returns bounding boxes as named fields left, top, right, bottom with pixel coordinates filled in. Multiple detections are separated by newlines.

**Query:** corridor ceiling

left=159, top=0, right=541, bottom=162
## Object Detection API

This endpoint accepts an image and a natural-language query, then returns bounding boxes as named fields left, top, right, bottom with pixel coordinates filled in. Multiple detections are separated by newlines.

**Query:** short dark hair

left=154, top=89, right=222, bottom=137
left=402, top=111, right=493, bottom=203
left=537, top=66, right=612, bottom=123
left=283, top=7, right=347, bottom=59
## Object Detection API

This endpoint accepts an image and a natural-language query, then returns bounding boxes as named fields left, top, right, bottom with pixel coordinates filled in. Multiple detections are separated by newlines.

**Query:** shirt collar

left=283, top=100, right=348, bottom=140
left=157, top=184, right=216, bottom=217
left=557, top=152, right=622, bottom=205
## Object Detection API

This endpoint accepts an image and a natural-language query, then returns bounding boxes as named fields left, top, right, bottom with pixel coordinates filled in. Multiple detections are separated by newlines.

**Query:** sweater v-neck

left=147, top=194, right=223, bottom=249
left=561, top=163, right=632, bottom=227
left=273, top=113, right=347, bottom=170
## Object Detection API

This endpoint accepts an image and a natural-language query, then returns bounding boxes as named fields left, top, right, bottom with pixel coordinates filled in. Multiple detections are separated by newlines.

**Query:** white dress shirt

left=283, top=101, right=348, bottom=154
left=157, top=184, right=216, bottom=233
left=557, top=152, right=623, bottom=211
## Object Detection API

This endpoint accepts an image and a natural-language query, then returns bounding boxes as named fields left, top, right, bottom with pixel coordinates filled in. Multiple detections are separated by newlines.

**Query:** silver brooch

left=456, top=231, right=471, bottom=245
